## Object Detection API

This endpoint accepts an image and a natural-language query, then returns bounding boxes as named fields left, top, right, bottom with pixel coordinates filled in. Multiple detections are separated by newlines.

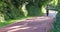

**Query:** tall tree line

left=0, top=0, right=53, bottom=21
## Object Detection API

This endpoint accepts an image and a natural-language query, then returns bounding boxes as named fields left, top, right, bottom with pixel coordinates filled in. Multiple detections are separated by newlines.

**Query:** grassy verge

left=0, top=16, right=28, bottom=28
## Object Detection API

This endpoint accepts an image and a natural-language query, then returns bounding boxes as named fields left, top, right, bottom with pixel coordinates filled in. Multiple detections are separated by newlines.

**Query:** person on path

left=46, top=5, right=49, bottom=16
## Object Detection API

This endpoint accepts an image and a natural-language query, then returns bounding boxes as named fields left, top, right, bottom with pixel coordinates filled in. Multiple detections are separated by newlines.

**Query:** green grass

left=0, top=16, right=28, bottom=28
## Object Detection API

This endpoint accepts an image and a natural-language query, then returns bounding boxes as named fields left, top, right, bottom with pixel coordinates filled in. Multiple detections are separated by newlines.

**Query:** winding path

left=0, top=10, right=57, bottom=32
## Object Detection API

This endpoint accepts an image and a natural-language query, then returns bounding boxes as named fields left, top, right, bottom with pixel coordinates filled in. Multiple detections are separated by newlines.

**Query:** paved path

left=0, top=10, right=57, bottom=32
left=0, top=16, right=54, bottom=32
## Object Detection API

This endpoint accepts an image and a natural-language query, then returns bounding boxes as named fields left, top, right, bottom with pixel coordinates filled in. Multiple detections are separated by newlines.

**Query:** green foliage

left=26, top=4, right=42, bottom=16
left=0, top=0, right=56, bottom=28
left=51, top=12, right=60, bottom=32
left=51, top=0, right=60, bottom=32
left=0, top=0, right=24, bottom=20
left=26, top=0, right=53, bottom=16
left=0, top=0, right=53, bottom=21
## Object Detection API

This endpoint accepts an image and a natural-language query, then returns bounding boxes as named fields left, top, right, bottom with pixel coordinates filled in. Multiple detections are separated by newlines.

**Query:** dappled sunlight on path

left=0, top=16, right=54, bottom=32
